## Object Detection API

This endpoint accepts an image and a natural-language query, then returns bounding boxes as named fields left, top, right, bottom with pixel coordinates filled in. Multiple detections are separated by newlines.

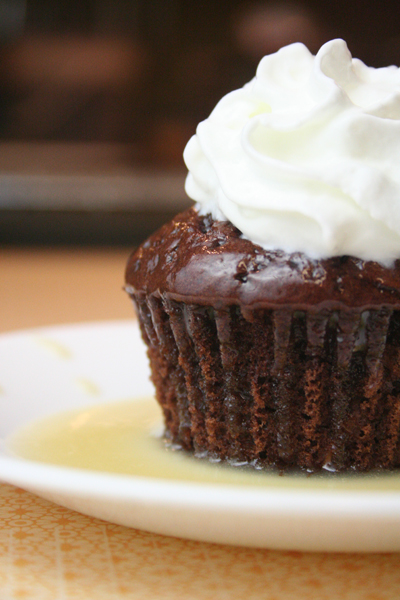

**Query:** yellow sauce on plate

left=7, top=398, right=400, bottom=492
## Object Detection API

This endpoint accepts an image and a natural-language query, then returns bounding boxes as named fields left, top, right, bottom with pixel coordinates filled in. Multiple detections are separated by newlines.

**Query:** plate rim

left=1, top=451, right=400, bottom=515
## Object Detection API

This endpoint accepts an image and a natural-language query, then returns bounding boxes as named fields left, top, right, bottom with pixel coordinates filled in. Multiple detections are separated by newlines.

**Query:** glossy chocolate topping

left=125, top=208, right=400, bottom=310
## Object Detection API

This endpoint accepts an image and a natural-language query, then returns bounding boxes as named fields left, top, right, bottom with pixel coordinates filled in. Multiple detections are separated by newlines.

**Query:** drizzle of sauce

left=7, top=398, right=400, bottom=492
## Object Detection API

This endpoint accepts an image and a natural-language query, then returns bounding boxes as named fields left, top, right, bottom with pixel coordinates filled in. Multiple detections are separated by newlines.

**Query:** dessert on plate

left=125, top=39, right=400, bottom=472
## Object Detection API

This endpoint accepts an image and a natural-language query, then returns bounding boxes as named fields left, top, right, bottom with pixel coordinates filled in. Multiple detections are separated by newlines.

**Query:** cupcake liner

left=130, top=291, right=400, bottom=472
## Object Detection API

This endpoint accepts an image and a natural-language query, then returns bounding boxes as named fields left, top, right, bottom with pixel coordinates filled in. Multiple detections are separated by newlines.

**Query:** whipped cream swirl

left=184, top=39, right=400, bottom=265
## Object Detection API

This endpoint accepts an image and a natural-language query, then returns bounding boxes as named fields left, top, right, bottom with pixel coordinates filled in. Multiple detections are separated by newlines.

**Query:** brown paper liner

left=130, top=292, right=400, bottom=472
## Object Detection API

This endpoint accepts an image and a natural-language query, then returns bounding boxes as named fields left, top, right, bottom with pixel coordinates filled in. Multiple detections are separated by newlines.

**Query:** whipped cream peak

left=184, top=39, right=400, bottom=265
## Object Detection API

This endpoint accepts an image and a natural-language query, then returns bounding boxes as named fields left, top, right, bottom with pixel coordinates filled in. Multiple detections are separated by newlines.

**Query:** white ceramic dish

left=1, top=320, right=400, bottom=553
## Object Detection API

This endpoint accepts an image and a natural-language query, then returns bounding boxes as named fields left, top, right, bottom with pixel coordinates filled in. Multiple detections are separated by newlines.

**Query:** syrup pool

left=7, top=397, right=400, bottom=492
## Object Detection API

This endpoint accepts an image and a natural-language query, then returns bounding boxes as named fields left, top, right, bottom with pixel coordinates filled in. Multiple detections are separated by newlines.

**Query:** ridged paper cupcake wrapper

left=130, top=292, right=400, bottom=472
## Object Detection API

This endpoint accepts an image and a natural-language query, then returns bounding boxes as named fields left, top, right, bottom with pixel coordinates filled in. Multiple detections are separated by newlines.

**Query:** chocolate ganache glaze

left=126, top=208, right=400, bottom=310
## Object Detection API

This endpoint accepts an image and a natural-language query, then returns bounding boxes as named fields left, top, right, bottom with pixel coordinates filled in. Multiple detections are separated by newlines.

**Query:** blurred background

left=0, top=0, right=398, bottom=245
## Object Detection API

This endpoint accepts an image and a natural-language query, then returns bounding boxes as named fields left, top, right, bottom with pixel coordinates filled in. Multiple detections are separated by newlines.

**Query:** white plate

left=1, top=320, right=400, bottom=553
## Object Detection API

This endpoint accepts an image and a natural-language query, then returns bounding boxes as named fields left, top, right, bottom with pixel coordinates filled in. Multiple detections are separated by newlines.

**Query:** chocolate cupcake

left=126, top=40, right=400, bottom=472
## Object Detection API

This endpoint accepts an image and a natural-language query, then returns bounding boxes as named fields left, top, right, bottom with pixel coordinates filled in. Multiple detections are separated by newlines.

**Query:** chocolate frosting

left=125, top=208, right=400, bottom=310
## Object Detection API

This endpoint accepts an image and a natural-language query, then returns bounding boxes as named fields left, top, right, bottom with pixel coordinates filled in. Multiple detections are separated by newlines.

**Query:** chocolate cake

left=125, top=208, right=400, bottom=472
left=125, top=38, right=400, bottom=472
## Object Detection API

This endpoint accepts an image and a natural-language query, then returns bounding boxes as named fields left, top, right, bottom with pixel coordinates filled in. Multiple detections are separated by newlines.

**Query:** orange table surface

left=1, top=247, right=400, bottom=600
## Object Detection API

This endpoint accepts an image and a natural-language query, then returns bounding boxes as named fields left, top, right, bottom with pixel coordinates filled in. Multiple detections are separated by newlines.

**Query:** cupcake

left=125, top=39, right=400, bottom=472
